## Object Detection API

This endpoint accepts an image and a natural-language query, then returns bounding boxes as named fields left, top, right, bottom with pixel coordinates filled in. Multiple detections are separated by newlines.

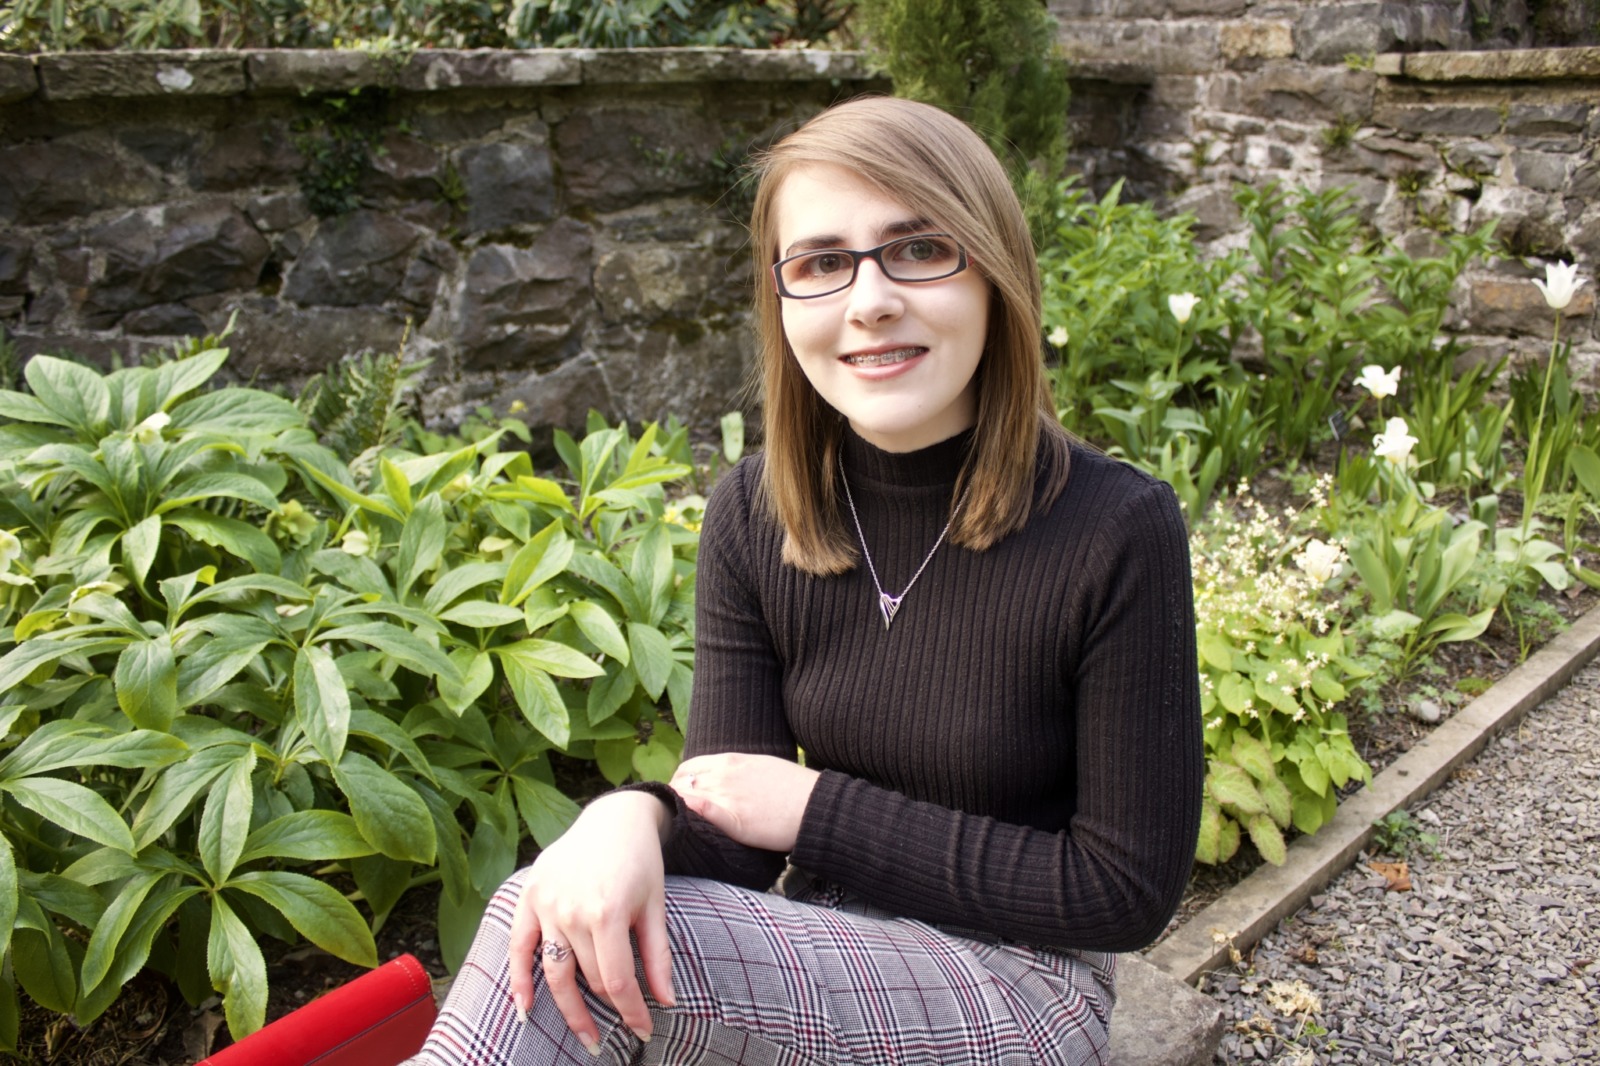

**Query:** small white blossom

left=132, top=411, right=171, bottom=445
left=1372, top=416, right=1417, bottom=464
left=1047, top=325, right=1069, bottom=348
left=1295, top=538, right=1345, bottom=585
left=1533, top=261, right=1586, bottom=311
left=340, top=529, right=371, bottom=556
left=1168, top=292, right=1201, bottom=324
left=0, top=528, right=18, bottom=571
left=1354, top=364, right=1401, bottom=399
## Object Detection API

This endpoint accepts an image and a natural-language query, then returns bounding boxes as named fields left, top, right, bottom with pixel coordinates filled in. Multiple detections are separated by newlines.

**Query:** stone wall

left=0, top=49, right=882, bottom=435
left=1055, top=2, right=1600, bottom=370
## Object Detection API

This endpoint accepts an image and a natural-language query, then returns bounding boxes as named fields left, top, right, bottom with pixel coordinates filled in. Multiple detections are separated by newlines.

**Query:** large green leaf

left=198, top=747, right=257, bottom=884
left=121, top=514, right=161, bottom=586
left=78, top=870, right=163, bottom=993
left=1247, top=811, right=1288, bottom=865
left=295, top=644, right=351, bottom=765
left=498, top=638, right=604, bottom=680
left=511, top=774, right=581, bottom=849
left=115, top=639, right=179, bottom=731
left=25, top=355, right=110, bottom=436
left=628, top=522, right=674, bottom=625
left=208, top=895, right=268, bottom=1039
left=501, top=522, right=574, bottom=608
left=439, top=600, right=524, bottom=628
left=1206, top=762, right=1267, bottom=817
left=568, top=600, right=629, bottom=663
left=0, top=388, right=74, bottom=429
left=2, top=777, right=135, bottom=853
left=169, top=387, right=303, bottom=435
left=316, top=622, right=458, bottom=682
left=228, top=871, right=378, bottom=968
left=565, top=550, right=643, bottom=619
left=167, top=509, right=282, bottom=572
left=11, top=913, right=78, bottom=1015
left=152, top=349, right=229, bottom=407
left=176, top=627, right=273, bottom=709
left=498, top=653, right=571, bottom=748
left=422, top=561, right=507, bottom=614
left=0, top=837, right=15, bottom=964
left=157, top=472, right=281, bottom=514
left=439, top=648, right=494, bottom=715
left=627, top=622, right=674, bottom=700
left=238, top=810, right=376, bottom=866
left=131, top=743, right=247, bottom=850
left=0, top=636, right=120, bottom=692
left=0, top=721, right=185, bottom=778
left=396, top=494, right=446, bottom=599
left=332, top=752, right=436, bottom=864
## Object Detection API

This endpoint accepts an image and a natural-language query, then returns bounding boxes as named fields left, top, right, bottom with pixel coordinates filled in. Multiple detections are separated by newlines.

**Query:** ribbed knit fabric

left=640, top=427, right=1202, bottom=954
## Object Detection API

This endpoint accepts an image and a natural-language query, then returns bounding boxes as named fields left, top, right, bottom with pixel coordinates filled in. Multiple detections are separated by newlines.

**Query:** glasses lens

left=779, top=250, right=856, bottom=298
left=880, top=235, right=963, bottom=282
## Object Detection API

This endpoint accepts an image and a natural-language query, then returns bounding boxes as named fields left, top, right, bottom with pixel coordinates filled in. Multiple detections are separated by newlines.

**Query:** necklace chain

left=839, top=461, right=965, bottom=631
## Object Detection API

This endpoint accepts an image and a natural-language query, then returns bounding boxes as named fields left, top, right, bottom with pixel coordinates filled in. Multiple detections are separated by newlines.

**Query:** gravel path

left=1202, top=661, right=1600, bottom=1064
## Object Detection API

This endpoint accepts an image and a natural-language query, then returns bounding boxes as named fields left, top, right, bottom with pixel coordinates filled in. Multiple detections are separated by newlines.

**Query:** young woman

left=408, top=95, right=1201, bottom=1066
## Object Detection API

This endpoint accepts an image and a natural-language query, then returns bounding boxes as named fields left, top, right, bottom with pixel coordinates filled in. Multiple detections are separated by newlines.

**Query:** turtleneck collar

left=839, top=424, right=974, bottom=488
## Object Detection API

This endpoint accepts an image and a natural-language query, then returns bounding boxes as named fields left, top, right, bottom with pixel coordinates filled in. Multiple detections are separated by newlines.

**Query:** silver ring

left=542, top=939, right=572, bottom=964
left=686, top=772, right=697, bottom=789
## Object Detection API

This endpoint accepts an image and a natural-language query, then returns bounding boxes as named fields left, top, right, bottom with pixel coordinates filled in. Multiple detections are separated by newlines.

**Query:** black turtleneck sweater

left=645, top=429, right=1202, bottom=953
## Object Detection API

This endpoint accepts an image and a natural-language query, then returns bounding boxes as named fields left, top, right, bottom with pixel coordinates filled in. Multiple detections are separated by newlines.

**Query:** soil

left=19, top=488, right=1598, bottom=1064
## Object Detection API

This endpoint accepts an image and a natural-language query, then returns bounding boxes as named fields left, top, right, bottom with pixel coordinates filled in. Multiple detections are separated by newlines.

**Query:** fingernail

left=585, top=1040, right=603, bottom=1057
left=632, top=1028, right=652, bottom=1044
left=515, top=996, right=528, bottom=1024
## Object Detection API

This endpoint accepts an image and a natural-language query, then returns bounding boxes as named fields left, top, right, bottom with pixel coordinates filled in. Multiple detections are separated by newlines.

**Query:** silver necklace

left=839, top=462, right=965, bottom=630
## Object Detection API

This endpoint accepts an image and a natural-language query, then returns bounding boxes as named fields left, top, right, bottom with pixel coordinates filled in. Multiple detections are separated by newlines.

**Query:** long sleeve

left=789, top=476, right=1202, bottom=950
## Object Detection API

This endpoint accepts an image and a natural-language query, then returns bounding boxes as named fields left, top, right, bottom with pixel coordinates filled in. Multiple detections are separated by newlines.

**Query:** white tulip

left=1168, top=292, right=1201, bottom=324
left=1372, top=416, right=1418, bottom=464
left=1533, top=261, right=1585, bottom=311
left=1354, top=364, right=1401, bottom=399
left=1295, top=538, right=1345, bottom=585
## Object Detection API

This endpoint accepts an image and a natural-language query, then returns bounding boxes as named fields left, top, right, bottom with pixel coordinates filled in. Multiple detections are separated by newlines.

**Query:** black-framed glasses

left=772, top=233, right=969, bottom=299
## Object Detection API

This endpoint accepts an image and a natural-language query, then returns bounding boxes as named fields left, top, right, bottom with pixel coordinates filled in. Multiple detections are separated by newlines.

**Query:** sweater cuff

left=609, top=780, right=681, bottom=844
left=790, top=768, right=855, bottom=875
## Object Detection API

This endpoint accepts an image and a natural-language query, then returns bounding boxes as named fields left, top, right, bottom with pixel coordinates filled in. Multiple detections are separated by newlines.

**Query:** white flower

left=340, top=529, right=371, bottom=556
left=1047, top=326, right=1069, bottom=348
left=1168, top=292, right=1200, bottom=324
left=1372, top=416, right=1418, bottom=464
left=0, top=528, right=18, bottom=571
left=1295, top=538, right=1345, bottom=585
left=1354, top=364, right=1401, bottom=399
left=1533, top=261, right=1586, bottom=311
left=132, top=411, right=171, bottom=444
left=275, top=602, right=308, bottom=618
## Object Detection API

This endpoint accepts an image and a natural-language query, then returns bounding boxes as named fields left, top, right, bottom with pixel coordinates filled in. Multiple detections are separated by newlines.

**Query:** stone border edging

left=0, top=47, right=875, bottom=104
left=1145, top=603, right=1600, bottom=985
left=1375, top=45, right=1600, bottom=82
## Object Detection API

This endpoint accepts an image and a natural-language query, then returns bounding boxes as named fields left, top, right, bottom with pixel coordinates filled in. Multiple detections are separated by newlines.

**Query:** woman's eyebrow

left=782, top=218, right=936, bottom=257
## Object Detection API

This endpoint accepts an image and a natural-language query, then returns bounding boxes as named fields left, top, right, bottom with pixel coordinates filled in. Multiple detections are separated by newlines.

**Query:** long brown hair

left=750, top=96, right=1070, bottom=575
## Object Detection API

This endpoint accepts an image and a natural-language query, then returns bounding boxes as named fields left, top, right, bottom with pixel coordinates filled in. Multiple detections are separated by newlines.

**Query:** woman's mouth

left=842, top=346, right=926, bottom=368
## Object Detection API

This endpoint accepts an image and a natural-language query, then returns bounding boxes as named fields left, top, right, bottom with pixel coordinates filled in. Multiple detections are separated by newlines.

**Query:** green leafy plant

left=1370, top=809, right=1438, bottom=859
left=1191, top=489, right=1372, bottom=867
left=0, top=349, right=701, bottom=1043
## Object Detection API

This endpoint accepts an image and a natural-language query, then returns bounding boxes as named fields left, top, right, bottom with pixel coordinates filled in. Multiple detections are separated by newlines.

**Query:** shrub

left=0, top=349, right=697, bottom=1043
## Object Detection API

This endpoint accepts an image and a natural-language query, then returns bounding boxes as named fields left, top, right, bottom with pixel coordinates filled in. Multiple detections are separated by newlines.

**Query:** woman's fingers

left=540, top=931, right=603, bottom=1055
left=636, top=889, right=677, bottom=1009
left=507, top=889, right=541, bottom=1020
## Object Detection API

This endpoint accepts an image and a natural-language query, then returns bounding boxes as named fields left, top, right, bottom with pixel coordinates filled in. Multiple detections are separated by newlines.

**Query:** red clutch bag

left=199, top=953, right=437, bottom=1066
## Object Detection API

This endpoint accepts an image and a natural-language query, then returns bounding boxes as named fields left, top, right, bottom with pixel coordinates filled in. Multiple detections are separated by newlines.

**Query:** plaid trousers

left=405, top=868, right=1116, bottom=1065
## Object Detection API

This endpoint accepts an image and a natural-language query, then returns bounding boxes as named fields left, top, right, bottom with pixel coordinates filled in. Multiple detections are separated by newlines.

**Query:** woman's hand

left=507, top=791, right=677, bottom=1053
left=671, top=753, right=821, bottom=853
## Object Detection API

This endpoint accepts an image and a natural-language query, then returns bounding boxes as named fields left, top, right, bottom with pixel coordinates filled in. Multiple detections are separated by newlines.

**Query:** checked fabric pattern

left=405, top=869, right=1115, bottom=1065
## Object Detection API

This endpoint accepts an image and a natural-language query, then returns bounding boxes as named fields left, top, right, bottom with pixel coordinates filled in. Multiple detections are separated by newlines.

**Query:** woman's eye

left=806, top=252, right=849, bottom=276
left=894, top=237, right=952, bottom=263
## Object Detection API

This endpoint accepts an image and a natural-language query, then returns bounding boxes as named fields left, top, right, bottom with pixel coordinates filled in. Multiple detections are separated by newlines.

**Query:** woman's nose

left=845, top=257, right=904, bottom=326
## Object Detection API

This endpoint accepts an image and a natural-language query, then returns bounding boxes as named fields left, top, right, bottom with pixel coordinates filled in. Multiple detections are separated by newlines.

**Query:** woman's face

left=772, top=163, right=989, bottom=454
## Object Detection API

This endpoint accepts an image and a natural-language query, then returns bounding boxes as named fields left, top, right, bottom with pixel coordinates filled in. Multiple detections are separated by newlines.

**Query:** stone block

left=555, top=105, right=721, bottom=211
left=0, top=54, right=37, bottom=103
left=0, top=137, right=163, bottom=225
left=1571, top=157, right=1600, bottom=202
left=1570, top=210, right=1600, bottom=267
left=1056, top=20, right=1221, bottom=76
left=497, top=352, right=613, bottom=445
left=1372, top=100, right=1502, bottom=136
left=593, top=243, right=734, bottom=323
left=1398, top=45, right=1600, bottom=82
left=1506, top=103, right=1590, bottom=138
left=1468, top=274, right=1593, bottom=334
left=1349, top=134, right=1438, bottom=179
left=362, top=132, right=446, bottom=203
left=224, top=298, right=410, bottom=378
left=593, top=315, right=752, bottom=427
left=116, top=125, right=201, bottom=171
left=1513, top=151, right=1571, bottom=193
left=454, top=219, right=594, bottom=370
left=282, top=210, right=427, bottom=308
left=458, top=136, right=556, bottom=233
left=1295, top=2, right=1390, bottom=65
left=38, top=52, right=246, bottom=100
left=195, top=120, right=304, bottom=190
left=574, top=47, right=869, bottom=85
left=1170, top=184, right=1240, bottom=242
left=1108, top=955, right=1224, bottom=1066
left=246, top=50, right=389, bottom=94
left=82, top=201, right=271, bottom=325
left=0, top=235, right=33, bottom=296
left=121, top=302, right=208, bottom=337
left=246, top=191, right=313, bottom=233
left=1230, top=63, right=1376, bottom=124
left=1473, top=185, right=1566, bottom=258
left=1220, top=21, right=1295, bottom=63
left=401, top=49, right=581, bottom=92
